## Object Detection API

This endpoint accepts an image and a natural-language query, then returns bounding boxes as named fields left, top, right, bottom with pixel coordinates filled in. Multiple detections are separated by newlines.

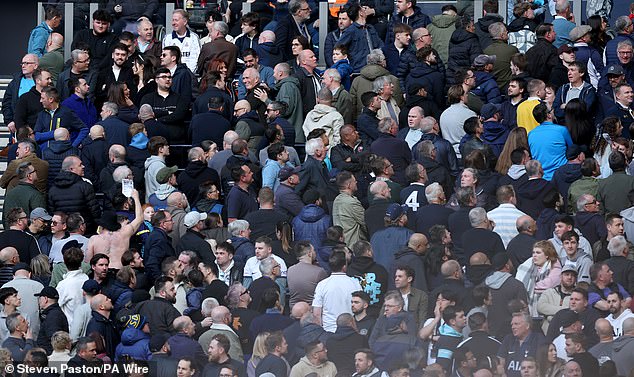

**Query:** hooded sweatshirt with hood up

left=485, top=270, right=529, bottom=339
left=144, top=155, right=165, bottom=201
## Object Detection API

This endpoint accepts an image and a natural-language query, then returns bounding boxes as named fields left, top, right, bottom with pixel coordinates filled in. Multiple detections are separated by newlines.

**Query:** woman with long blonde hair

left=247, top=331, right=271, bottom=377
left=516, top=240, right=561, bottom=317
left=495, top=127, right=529, bottom=175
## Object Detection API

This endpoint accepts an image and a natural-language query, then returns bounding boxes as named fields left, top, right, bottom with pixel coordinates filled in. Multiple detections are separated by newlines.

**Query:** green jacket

left=332, top=87, right=354, bottom=125
left=350, top=64, right=404, bottom=121
left=275, top=76, right=304, bottom=143
left=567, top=176, right=599, bottom=214
left=2, top=182, right=46, bottom=229
left=333, top=192, right=368, bottom=246
left=38, top=47, right=64, bottom=85
left=428, top=14, right=458, bottom=68
left=484, top=40, right=520, bottom=90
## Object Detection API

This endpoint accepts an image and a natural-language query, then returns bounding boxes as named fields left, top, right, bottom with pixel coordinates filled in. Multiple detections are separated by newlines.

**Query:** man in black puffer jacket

left=177, top=147, right=221, bottom=205
left=42, top=128, right=79, bottom=189
left=447, top=15, right=482, bottom=84
left=48, top=155, right=101, bottom=234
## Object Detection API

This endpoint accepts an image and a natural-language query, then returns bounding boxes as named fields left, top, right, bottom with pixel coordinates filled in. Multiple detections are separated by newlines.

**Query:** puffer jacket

left=574, top=211, right=607, bottom=247
left=107, top=280, right=133, bottom=315
left=447, top=28, right=483, bottom=82
left=482, top=120, right=510, bottom=157
left=428, top=14, right=457, bottom=68
left=526, top=38, right=560, bottom=82
left=472, top=71, right=502, bottom=104
left=229, top=236, right=255, bottom=266
left=397, top=47, right=446, bottom=96
left=302, top=104, right=344, bottom=147
left=42, top=140, right=79, bottom=188
left=48, top=171, right=101, bottom=232
left=177, top=160, right=221, bottom=205
left=292, top=204, right=331, bottom=250
left=406, top=63, right=445, bottom=109
left=474, top=14, right=504, bottom=49
left=350, top=64, right=404, bottom=119
left=114, top=327, right=152, bottom=362
left=331, top=59, right=353, bottom=91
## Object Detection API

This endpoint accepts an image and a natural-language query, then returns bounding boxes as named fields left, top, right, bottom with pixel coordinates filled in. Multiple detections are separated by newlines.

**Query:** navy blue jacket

left=406, top=63, right=446, bottom=109
left=500, top=98, right=524, bottom=129
left=291, top=204, right=331, bottom=249
left=606, top=103, right=634, bottom=139
left=357, top=107, right=380, bottom=146
left=115, top=327, right=151, bottom=362
left=482, top=120, right=511, bottom=157
left=34, top=105, right=88, bottom=150
left=256, top=41, right=285, bottom=69
left=86, top=311, right=120, bottom=359
left=553, top=82, right=597, bottom=120
left=168, top=332, right=207, bottom=368
left=605, top=34, right=634, bottom=67
left=413, top=132, right=460, bottom=177
left=229, top=236, right=255, bottom=267
left=473, top=70, right=503, bottom=104
left=171, top=63, right=197, bottom=104
left=144, top=228, right=176, bottom=281
left=382, top=42, right=405, bottom=74
left=324, top=29, right=344, bottom=68
left=99, top=116, right=130, bottom=148
left=370, top=133, right=412, bottom=186
left=447, top=29, right=482, bottom=82
left=1, top=72, right=26, bottom=124
left=190, top=110, right=231, bottom=147
left=193, top=86, right=234, bottom=121
left=397, top=47, right=445, bottom=91
left=42, top=140, right=79, bottom=188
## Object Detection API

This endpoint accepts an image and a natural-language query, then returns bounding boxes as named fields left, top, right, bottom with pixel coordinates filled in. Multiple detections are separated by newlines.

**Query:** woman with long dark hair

left=563, top=98, right=594, bottom=147
left=587, top=15, right=610, bottom=54
left=593, top=116, right=623, bottom=178
left=108, top=82, right=139, bottom=124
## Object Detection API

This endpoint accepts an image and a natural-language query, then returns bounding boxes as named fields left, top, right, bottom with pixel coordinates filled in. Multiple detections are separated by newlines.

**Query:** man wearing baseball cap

left=598, top=64, right=626, bottom=116
left=70, top=279, right=101, bottom=341
left=370, top=203, right=413, bottom=270
left=471, top=54, right=503, bottom=104
left=27, top=208, right=52, bottom=240
left=274, top=166, right=304, bottom=218
left=34, top=286, right=68, bottom=354
left=570, top=24, right=604, bottom=88
left=550, top=44, right=577, bottom=89
left=177, top=211, right=214, bottom=265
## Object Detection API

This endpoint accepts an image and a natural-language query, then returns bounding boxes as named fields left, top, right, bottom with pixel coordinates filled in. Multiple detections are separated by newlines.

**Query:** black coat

left=85, top=311, right=120, bottom=359
left=126, top=144, right=150, bottom=190
left=398, top=94, right=442, bottom=128
left=507, top=233, right=537, bottom=268
left=516, top=178, right=557, bottom=220
left=94, top=64, right=136, bottom=106
left=36, top=303, right=68, bottom=354
left=80, top=137, right=108, bottom=185
left=136, top=297, right=181, bottom=336
left=0, top=230, right=41, bottom=264
left=413, top=203, right=454, bottom=236
left=406, top=63, right=446, bottom=110
left=193, top=86, right=234, bottom=121
left=177, top=229, right=214, bottom=264
left=189, top=110, right=231, bottom=149
left=14, top=86, right=43, bottom=129
left=140, top=91, right=190, bottom=142
left=365, top=198, right=391, bottom=237
left=416, top=156, right=453, bottom=199
left=390, top=247, right=427, bottom=291
left=171, top=63, right=197, bottom=104
left=294, top=67, right=321, bottom=117
left=275, top=13, right=305, bottom=62
left=325, top=326, right=369, bottom=376
left=357, top=108, right=381, bottom=146
left=144, top=228, right=176, bottom=281
left=42, top=140, right=79, bottom=188
left=48, top=171, right=101, bottom=233
left=98, top=161, right=128, bottom=194
left=177, top=160, right=221, bottom=204
left=525, top=38, right=560, bottom=82
left=71, top=29, right=118, bottom=70
left=447, top=28, right=482, bottom=81
left=461, top=228, right=506, bottom=263
left=370, top=133, right=412, bottom=186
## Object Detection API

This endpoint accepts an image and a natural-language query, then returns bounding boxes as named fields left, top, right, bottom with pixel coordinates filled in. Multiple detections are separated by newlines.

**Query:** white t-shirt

left=243, top=254, right=288, bottom=280
left=606, top=309, right=634, bottom=337
left=312, top=273, right=362, bottom=332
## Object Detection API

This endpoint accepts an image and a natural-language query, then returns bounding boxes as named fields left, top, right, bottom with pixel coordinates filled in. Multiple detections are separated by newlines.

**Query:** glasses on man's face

left=300, top=7, right=310, bottom=11
left=51, top=221, right=61, bottom=226
left=240, top=290, right=250, bottom=296
left=21, top=61, right=36, bottom=65
left=157, top=75, right=172, bottom=80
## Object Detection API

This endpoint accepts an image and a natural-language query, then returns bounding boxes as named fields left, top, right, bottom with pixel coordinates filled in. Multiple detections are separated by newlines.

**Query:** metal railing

left=38, top=0, right=585, bottom=65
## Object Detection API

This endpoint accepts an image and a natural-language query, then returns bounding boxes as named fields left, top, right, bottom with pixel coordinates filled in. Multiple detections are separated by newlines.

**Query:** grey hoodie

left=144, top=155, right=165, bottom=201
left=611, top=335, right=634, bottom=375
left=507, top=164, right=526, bottom=180
left=485, top=271, right=511, bottom=289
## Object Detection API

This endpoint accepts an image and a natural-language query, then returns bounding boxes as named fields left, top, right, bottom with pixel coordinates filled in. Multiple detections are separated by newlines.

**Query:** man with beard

left=137, top=276, right=181, bottom=336
left=202, top=334, right=246, bottom=377
left=140, top=68, right=189, bottom=142
left=500, top=78, right=525, bottom=129
left=605, top=291, right=634, bottom=337
left=95, top=43, right=135, bottom=108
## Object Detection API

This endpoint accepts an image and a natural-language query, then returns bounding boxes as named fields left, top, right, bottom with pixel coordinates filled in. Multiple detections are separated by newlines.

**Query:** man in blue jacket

left=552, top=61, right=597, bottom=120
left=34, top=87, right=88, bottom=151
left=385, top=0, right=430, bottom=44
left=27, top=7, right=62, bottom=57
left=337, top=3, right=384, bottom=73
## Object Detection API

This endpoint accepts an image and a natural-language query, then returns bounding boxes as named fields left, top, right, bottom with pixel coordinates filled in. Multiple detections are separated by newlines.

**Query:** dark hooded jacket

left=390, top=247, right=427, bottom=292
left=474, top=14, right=504, bottom=49
left=177, top=160, right=221, bottom=205
left=536, top=208, right=561, bottom=241
left=485, top=271, right=529, bottom=339
left=48, top=171, right=101, bottom=232
left=325, top=325, right=369, bottom=376
left=472, top=70, right=503, bottom=104
left=347, top=256, right=390, bottom=316
left=386, top=6, right=431, bottom=44
left=398, top=94, right=442, bottom=127
left=552, top=163, right=582, bottom=211
left=42, top=140, right=79, bottom=188
left=406, top=63, right=445, bottom=109
left=114, top=327, right=152, bottom=361
left=415, top=132, right=460, bottom=177
left=482, top=120, right=510, bottom=157
left=416, top=156, right=453, bottom=199
left=574, top=211, right=607, bottom=246
left=229, top=236, right=255, bottom=267
left=447, top=28, right=483, bottom=81
left=515, top=178, right=557, bottom=220
left=291, top=204, right=331, bottom=250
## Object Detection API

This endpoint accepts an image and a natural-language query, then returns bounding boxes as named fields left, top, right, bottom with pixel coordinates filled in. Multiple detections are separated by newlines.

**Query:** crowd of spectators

left=2, top=0, right=634, bottom=376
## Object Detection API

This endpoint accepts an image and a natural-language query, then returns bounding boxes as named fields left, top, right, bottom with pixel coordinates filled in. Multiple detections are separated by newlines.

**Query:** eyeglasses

left=51, top=221, right=61, bottom=226
left=76, top=59, right=90, bottom=64
left=300, top=7, right=310, bottom=11
left=240, top=290, right=250, bottom=296
left=157, top=75, right=172, bottom=80
left=619, top=51, right=633, bottom=55
left=21, top=61, right=36, bottom=65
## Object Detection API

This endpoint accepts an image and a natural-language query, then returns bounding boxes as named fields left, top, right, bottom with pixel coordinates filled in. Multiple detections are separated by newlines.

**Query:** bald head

left=441, top=260, right=461, bottom=278
left=291, top=302, right=311, bottom=319
left=235, top=100, right=251, bottom=112
left=0, top=247, right=19, bottom=264
left=210, top=305, right=230, bottom=323
left=89, top=125, right=105, bottom=139
left=260, top=30, right=276, bottom=42
left=49, top=33, right=64, bottom=49
left=53, top=127, right=69, bottom=141
left=138, top=104, right=155, bottom=121
left=109, top=144, right=126, bottom=162
left=594, top=318, right=614, bottom=339
left=516, top=215, right=536, bottom=234
left=408, top=233, right=428, bottom=252
left=473, top=370, right=493, bottom=377
left=469, top=252, right=490, bottom=266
